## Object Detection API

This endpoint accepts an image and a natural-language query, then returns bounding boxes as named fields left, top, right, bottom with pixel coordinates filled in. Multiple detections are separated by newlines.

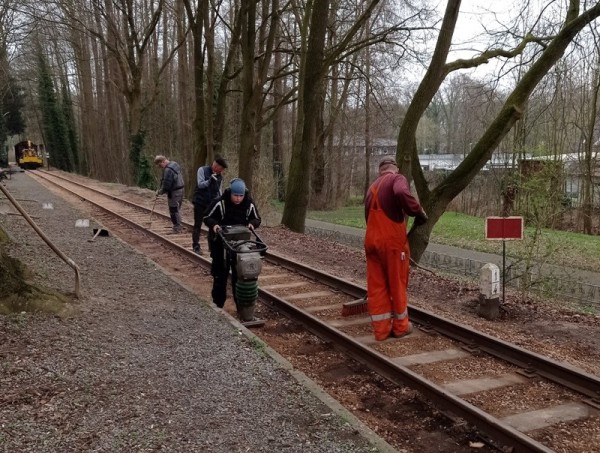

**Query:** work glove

left=414, top=210, right=428, bottom=226
left=210, top=173, right=218, bottom=182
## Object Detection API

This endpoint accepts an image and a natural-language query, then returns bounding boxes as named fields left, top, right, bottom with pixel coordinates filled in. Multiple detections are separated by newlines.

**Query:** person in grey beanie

left=154, top=155, right=185, bottom=234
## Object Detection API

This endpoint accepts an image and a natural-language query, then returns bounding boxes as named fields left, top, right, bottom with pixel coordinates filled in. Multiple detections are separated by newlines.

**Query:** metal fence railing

left=420, top=250, right=600, bottom=308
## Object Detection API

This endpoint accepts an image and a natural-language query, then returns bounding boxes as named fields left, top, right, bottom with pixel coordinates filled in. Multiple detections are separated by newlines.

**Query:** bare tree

left=238, top=0, right=280, bottom=190
left=62, top=0, right=188, bottom=184
left=398, top=0, right=600, bottom=262
left=282, top=0, right=384, bottom=232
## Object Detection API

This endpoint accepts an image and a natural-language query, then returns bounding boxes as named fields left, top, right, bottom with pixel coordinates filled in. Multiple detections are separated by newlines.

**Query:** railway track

left=26, top=169, right=600, bottom=452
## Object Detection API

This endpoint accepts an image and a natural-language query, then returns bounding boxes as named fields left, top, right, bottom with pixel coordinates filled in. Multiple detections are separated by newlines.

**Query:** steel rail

left=31, top=171, right=600, bottom=398
left=29, top=170, right=594, bottom=451
left=265, top=250, right=600, bottom=400
left=409, top=307, right=600, bottom=399
left=258, top=287, right=553, bottom=453
left=265, top=251, right=366, bottom=299
left=27, top=171, right=209, bottom=264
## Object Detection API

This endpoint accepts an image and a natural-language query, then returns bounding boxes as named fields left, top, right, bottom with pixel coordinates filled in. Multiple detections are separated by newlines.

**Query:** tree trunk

left=203, top=1, right=215, bottom=164
left=183, top=0, right=208, bottom=186
left=282, top=0, right=330, bottom=232
left=176, top=0, right=193, bottom=194
left=272, top=35, right=285, bottom=200
left=396, top=0, right=462, bottom=181
left=239, top=0, right=259, bottom=189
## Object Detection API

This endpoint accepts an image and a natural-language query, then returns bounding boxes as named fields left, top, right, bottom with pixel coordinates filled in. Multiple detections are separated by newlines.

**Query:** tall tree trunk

left=396, top=0, right=462, bottom=182
left=282, top=0, right=330, bottom=232
left=183, top=0, right=208, bottom=186
left=364, top=45, right=372, bottom=196
left=213, top=6, right=243, bottom=158
left=70, top=24, right=95, bottom=176
left=176, top=0, right=193, bottom=193
left=239, top=0, right=259, bottom=189
left=100, top=0, right=130, bottom=182
left=281, top=0, right=381, bottom=231
left=272, top=35, right=285, bottom=200
left=203, top=2, right=215, bottom=163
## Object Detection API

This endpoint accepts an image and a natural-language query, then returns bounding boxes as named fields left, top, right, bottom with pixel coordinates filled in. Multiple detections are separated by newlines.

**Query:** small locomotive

left=15, top=140, right=43, bottom=169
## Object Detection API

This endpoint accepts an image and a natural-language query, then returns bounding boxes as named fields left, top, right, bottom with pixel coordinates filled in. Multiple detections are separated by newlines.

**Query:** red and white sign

left=485, top=216, right=524, bottom=241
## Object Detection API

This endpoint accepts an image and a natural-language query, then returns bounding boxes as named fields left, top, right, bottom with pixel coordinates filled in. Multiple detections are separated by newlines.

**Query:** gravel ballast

left=0, top=173, right=386, bottom=452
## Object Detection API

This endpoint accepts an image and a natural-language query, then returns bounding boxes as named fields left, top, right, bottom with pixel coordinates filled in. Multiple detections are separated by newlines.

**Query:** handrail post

left=0, top=183, right=81, bottom=298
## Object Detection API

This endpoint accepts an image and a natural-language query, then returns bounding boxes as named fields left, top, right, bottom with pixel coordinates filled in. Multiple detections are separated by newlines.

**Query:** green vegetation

left=271, top=201, right=600, bottom=272
left=37, top=52, right=76, bottom=172
left=308, top=205, right=366, bottom=229
left=430, top=212, right=599, bottom=272
left=248, top=335, right=267, bottom=355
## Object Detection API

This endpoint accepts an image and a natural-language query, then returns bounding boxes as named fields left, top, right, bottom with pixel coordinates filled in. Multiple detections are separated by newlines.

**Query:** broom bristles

left=341, top=297, right=368, bottom=317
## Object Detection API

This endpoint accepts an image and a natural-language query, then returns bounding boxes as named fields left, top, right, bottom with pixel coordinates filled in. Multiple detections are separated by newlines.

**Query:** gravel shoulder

left=0, top=173, right=383, bottom=452
left=3, top=169, right=600, bottom=453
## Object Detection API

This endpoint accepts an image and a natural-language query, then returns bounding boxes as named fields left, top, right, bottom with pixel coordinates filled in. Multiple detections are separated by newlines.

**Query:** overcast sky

left=435, top=0, right=527, bottom=82
left=446, top=0, right=515, bottom=54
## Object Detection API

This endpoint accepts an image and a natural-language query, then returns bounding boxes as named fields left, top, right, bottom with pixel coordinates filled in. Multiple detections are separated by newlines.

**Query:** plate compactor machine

left=218, top=226, right=268, bottom=324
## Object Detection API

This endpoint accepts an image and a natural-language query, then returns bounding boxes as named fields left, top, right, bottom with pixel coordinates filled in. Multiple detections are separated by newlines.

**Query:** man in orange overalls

left=364, top=158, right=428, bottom=341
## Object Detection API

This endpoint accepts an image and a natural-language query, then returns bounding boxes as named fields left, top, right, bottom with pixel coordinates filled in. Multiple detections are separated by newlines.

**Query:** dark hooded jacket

left=203, top=188, right=261, bottom=236
left=158, top=161, right=184, bottom=196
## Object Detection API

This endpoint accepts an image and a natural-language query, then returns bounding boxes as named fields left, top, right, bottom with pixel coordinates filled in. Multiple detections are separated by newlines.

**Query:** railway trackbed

left=25, top=169, right=600, bottom=452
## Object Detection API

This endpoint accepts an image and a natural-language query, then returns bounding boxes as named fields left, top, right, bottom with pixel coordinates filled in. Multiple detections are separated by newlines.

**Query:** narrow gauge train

left=14, top=140, right=43, bottom=169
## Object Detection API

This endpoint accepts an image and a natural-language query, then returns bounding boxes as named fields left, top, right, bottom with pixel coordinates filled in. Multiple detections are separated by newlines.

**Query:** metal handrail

left=0, top=182, right=81, bottom=298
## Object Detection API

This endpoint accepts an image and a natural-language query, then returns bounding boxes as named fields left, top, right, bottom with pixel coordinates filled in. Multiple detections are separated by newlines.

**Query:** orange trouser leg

left=366, top=246, right=392, bottom=341
left=385, top=244, right=410, bottom=335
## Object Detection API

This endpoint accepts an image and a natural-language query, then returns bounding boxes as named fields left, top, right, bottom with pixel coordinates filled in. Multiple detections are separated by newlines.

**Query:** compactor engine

left=220, top=226, right=267, bottom=322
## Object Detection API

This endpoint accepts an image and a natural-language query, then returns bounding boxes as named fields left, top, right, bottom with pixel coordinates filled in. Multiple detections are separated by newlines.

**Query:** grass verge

left=274, top=203, right=599, bottom=273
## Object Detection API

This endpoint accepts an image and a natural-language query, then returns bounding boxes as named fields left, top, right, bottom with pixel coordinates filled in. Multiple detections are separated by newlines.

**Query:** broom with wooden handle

left=147, top=195, right=158, bottom=228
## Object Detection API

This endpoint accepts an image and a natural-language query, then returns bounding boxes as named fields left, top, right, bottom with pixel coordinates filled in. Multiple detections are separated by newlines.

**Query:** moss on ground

left=0, top=224, right=73, bottom=315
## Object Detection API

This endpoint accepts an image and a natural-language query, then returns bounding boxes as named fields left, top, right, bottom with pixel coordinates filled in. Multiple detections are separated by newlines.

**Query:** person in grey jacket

left=154, top=155, right=185, bottom=233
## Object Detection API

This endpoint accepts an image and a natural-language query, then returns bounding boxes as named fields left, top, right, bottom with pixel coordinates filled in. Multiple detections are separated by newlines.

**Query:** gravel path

left=0, top=173, right=383, bottom=452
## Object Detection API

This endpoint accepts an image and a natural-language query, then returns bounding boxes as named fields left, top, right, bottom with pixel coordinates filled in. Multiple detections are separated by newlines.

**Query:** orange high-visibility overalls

left=365, top=175, right=410, bottom=341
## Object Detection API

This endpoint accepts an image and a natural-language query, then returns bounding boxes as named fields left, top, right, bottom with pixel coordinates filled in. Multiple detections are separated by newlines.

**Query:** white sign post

left=478, top=263, right=501, bottom=320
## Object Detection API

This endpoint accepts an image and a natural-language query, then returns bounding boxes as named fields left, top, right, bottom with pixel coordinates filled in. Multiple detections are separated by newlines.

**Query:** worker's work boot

left=391, top=322, right=413, bottom=339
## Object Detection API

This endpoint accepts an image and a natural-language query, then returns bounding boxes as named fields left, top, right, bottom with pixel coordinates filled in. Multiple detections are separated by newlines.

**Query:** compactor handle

left=217, top=228, right=268, bottom=254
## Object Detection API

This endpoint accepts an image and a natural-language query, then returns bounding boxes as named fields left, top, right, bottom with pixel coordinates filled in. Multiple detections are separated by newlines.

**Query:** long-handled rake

left=148, top=196, right=158, bottom=228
